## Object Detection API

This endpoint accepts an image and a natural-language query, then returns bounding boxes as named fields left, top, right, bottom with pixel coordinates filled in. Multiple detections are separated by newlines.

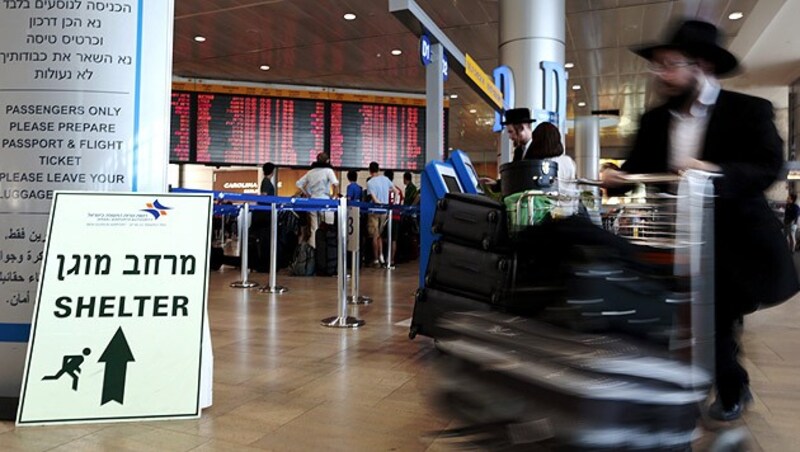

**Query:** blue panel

left=0, top=324, right=31, bottom=343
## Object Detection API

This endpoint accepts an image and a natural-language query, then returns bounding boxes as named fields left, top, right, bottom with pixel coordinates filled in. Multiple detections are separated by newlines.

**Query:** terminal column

left=499, top=0, right=565, bottom=141
left=574, top=115, right=601, bottom=180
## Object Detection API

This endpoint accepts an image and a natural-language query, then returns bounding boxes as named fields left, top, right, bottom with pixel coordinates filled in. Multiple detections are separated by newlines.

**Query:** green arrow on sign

left=99, top=327, right=135, bottom=405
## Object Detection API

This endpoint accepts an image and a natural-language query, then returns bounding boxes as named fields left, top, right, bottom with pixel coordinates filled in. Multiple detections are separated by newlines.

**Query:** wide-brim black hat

left=501, top=107, right=535, bottom=126
left=632, top=20, right=739, bottom=77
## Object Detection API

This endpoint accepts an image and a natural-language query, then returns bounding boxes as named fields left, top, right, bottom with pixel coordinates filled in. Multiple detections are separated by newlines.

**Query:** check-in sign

left=17, top=193, right=212, bottom=425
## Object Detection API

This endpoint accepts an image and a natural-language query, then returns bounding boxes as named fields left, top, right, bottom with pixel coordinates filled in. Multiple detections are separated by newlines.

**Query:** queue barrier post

left=321, top=196, right=365, bottom=328
left=230, top=202, right=259, bottom=289
left=348, top=206, right=372, bottom=305
left=259, top=202, right=288, bottom=294
left=385, top=207, right=395, bottom=270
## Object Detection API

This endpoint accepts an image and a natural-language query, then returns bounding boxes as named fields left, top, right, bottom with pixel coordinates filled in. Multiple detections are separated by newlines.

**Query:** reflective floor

left=1, top=262, right=799, bottom=451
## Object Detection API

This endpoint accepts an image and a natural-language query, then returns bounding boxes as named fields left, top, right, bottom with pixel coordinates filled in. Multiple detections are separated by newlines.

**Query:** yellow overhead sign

left=465, top=54, right=504, bottom=109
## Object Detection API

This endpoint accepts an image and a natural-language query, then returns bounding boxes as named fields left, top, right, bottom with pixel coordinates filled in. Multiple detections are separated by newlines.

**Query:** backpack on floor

left=289, top=242, right=315, bottom=276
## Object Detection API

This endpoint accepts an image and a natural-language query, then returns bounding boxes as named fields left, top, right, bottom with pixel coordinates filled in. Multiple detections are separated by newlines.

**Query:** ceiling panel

left=172, top=0, right=768, bottom=156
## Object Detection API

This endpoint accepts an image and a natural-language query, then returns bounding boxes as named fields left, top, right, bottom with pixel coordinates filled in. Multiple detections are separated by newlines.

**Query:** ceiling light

left=565, top=62, right=574, bottom=69
left=572, top=84, right=582, bottom=90
left=469, top=108, right=477, bottom=114
left=193, top=36, right=206, bottom=43
left=259, top=65, right=270, bottom=71
left=391, top=49, right=402, bottom=56
left=578, top=102, right=587, bottom=107
left=728, top=11, right=744, bottom=20
left=450, top=94, right=458, bottom=99
left=343, top=13, right=357, bottom=21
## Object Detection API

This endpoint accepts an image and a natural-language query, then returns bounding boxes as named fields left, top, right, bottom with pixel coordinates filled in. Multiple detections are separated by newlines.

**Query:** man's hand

left=683, top=158, right=722, bottom=173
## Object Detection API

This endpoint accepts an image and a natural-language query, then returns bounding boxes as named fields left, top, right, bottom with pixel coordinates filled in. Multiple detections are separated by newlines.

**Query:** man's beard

left=661, top=81, right=699, bottom=111
left=665, top=89, right=694, bottom=111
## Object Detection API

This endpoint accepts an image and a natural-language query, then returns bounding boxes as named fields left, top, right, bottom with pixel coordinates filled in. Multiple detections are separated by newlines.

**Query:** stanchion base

left=320, top=316, right=365, bottom=328
left=259, top=285, right=288, bottom=294
left=230, top=281, right=260, bottom=289
left=384, top=265, right=396, bottom=270
left=348, top=295, right=373, bottom=305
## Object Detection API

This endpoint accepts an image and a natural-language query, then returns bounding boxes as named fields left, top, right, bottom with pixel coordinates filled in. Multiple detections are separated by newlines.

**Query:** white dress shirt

left=668, top=74, right=720, bottom=170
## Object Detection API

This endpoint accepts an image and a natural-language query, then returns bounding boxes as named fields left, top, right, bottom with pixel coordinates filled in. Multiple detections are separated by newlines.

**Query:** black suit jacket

left=622, top=90, right=798, bottom=312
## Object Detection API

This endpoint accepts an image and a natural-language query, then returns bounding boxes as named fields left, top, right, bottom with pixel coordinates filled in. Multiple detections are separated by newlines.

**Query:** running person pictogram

left=42, top=348, right=91, bottom=391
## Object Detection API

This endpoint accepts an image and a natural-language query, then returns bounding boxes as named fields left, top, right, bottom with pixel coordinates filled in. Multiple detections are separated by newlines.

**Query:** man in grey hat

left=603, top=20, right=799, bottom=421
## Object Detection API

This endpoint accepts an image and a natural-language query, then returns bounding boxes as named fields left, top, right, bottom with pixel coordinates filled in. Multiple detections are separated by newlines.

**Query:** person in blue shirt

left=346, top=170, right=363, bottom=202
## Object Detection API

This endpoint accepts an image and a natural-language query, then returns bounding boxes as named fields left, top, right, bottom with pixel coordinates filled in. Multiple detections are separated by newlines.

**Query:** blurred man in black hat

left=603, top=19, right=799, bottom=421
left=502, top=107, right=536, bottom=162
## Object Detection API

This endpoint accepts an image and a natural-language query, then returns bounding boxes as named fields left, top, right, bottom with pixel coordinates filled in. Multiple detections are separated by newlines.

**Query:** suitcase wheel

left=490, top=292, right=501, bottom=304
left=409, top=325, right=418, bottom=340
left=481, top=238, right=491, bottom=250
left=498, top=259, right=509, bottom=271
left=431, top=224, right=441, bottom=234
left=437, top=198, right=448, bottom=210
left=487, top=211, right=498, bottom=223
left=415, top=289, right=425, bottom=303
left=425, top=273, right=434, bottom=286
left=432, top=241, right=442, bottom=254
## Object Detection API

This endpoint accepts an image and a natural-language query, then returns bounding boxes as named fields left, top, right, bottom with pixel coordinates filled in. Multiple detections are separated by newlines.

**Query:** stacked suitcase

left=410, top=193, right=507, bottom=339
left=433, top=311, right=710, bottom=450
left=411, top=193, right=560, bottom=339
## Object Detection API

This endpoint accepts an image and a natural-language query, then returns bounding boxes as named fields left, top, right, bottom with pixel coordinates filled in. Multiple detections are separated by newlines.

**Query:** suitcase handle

left=606, top=276, right=640, bottom=282
left=452, top=213, right=477, bottom=223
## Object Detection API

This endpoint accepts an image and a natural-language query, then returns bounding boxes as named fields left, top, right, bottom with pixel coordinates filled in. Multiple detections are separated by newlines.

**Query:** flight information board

left=169, top=91, right=192, bottom=162
left=330, top=102, right=425, bottom=170
left=195, top=93, right=325, bottom=165
left=169, top=91, right=442, bottom=169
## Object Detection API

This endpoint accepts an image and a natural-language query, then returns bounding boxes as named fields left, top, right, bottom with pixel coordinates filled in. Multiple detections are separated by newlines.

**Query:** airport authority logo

left=86, top=199, right=173, bottom=227
left=141, top=200, right=172, bottom=219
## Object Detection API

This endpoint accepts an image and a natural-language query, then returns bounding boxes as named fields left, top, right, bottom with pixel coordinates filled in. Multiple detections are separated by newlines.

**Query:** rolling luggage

left=434, top=311, right=709, bottom=450
left=432, top=193, right=507, bottom=250
left=424, top=240, right=514, bottom=304
left=409, top=288, right=491, bottom=339
left=314, top=224, right=338, bottom=276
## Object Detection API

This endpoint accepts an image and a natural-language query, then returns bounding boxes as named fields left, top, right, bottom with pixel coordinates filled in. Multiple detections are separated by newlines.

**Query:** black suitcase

left=434, top=311, right=709, bottom=450
left=409, top=288, right=491, bottom=339
left=425, top=240, right=513, bottom=303
left=564, top=263, right=684, bottom=342
left=432, top=193, right=507, bottom=250
left=315, top=225, right=338, bottom=276
left=499, top=159, right=558, bottom=196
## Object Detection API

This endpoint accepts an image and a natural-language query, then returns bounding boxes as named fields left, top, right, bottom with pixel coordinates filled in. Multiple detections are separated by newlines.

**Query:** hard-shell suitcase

left=434, top=311, right=709, bottom=450
left=432, top=193, right=507, bottom=250
left=425, top=240, right=513, bottom=304
left=409, top=287, right=491, bottom=339
left=314, top=225, right=338, bottom=276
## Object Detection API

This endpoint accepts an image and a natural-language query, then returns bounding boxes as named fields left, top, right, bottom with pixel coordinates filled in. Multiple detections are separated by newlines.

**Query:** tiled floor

left=1, top=262, right=799, bottom=451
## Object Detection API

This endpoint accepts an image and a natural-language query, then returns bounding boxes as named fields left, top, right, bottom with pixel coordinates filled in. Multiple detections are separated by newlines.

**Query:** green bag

left=504, top=191, right=553, bottom=231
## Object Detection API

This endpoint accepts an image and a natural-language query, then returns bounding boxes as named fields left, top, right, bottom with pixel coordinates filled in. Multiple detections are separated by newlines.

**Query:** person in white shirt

left=523, top=121, right=578, bottom=218
left=366, top=161, right=400, bottom=267
left=296, top=152, right=338, bottom=247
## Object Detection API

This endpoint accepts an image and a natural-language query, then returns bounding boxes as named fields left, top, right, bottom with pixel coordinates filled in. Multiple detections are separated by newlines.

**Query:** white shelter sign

left=17, top=192, right=211, bottom=425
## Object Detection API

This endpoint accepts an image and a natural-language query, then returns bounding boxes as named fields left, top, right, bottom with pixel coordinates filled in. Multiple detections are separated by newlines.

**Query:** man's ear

left=696, top=58, right=715, bottom=75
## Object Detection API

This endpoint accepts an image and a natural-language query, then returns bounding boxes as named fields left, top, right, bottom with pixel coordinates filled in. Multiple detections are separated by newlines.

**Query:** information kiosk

left=418, top=150, right=482, bottom=287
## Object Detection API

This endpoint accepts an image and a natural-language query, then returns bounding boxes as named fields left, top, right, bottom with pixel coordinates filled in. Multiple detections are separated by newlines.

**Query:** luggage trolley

left=429, top=171, right=750, bottom=451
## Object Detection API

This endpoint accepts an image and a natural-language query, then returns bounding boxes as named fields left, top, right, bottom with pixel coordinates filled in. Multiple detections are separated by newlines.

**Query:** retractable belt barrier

left=172, top=188, right=419, bottom=328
